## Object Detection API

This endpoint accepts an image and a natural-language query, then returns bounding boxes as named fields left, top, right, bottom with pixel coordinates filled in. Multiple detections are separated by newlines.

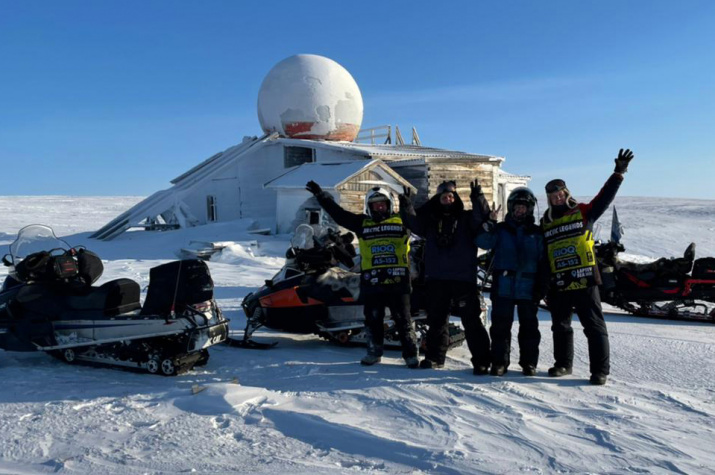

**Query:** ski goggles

left=545, top=179, right=567, bottom=194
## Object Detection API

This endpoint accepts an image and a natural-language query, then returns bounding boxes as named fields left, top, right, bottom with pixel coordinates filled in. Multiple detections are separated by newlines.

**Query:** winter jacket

left=400, top=190, right=489, bottom=283
left=541, top=173, right=623, bottom=289
left=476, top=214, right=549, bottom=301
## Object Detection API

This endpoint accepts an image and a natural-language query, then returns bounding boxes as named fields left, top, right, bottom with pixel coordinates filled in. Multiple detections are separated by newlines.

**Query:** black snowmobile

left=0, top=225, right=229, bottom=375
left=597, top=239, right=715, bottom=322
left=232, top=224, right=473, bottom=349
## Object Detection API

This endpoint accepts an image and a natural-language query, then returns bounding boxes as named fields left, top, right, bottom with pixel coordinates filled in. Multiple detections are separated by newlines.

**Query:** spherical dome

left=257, top=54, right=363, bottom=141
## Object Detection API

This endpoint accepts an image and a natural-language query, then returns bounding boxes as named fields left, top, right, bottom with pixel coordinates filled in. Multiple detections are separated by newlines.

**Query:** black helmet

left=507, top=187, right=537, bottom=217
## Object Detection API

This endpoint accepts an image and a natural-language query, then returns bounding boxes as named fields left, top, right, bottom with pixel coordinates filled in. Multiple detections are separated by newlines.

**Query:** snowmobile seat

left=62, top=278, right=141, bottom=316
left=102, top=279, right=141, bottom=316
left=616, top=243, right=695, bottom=282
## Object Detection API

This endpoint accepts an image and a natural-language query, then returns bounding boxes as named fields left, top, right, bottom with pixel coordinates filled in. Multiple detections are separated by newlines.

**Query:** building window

left=284, top=146, right=315, bottom=168
left=207, top=195, right=218, bottom=222
left=305, top=208, right=322, bottom=225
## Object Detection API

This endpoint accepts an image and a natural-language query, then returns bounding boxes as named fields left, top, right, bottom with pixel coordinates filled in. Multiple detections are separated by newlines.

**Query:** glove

left=306, top=180, right=323, bottom=196
left=398, top=186, right=413, bottom=206
left=533, top=283, right=548, bottom=303
left=489, top=204, right=502, bottom=222
left=614, top=148, right=634, bottom=174
left=469, top=179, right=482, bottom=203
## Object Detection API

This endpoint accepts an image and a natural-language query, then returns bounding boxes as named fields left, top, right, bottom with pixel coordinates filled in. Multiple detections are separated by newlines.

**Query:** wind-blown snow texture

left=0, top=196, right=714, bottom=474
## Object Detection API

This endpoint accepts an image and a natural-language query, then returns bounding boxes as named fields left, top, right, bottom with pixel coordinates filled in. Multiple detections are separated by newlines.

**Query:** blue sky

left=1, top=1, right=714, bottom=198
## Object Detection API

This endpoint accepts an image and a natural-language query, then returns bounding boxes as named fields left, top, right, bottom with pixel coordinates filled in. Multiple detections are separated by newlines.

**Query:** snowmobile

left=0, top=225, right=229, bottom=375
left=596, top=239, right=715, bottom=322
left=232, top=225, right=474, bottom=350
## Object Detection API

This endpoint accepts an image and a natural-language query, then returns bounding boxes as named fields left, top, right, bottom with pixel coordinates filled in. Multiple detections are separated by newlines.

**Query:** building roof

left=277, top=137, right=504, bottom=162
left=264, top=159, right=416, bottom=191
left=497, top=168, right=531, bottom=181
left=170, top=135, right=504, bottom=186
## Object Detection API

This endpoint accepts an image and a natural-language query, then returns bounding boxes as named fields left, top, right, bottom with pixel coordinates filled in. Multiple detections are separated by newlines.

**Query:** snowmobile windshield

left=9, top=224, right=71, bottom=262
left=291, top=224, right=316, bottom=250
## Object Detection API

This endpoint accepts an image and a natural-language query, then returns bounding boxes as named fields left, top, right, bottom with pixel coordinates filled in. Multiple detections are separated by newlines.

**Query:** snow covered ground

left=0, top=195, right=714, bottom=474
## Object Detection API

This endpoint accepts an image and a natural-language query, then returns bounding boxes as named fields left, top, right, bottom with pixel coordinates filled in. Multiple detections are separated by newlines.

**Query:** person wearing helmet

left=475, top=187, right=549, bottom=377
left=399, top=180, right=492, bottom=374
left=541, top=148, right=635, bottom=385
left=305, top=180, right=420, bottom=368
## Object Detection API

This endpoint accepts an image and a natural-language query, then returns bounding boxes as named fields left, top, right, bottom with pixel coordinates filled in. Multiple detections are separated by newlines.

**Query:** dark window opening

left=207, top=195, right=218, bottom=222
left=284, top=146, right=315, bottom=168
left=305, top=208, right=321, bottom=225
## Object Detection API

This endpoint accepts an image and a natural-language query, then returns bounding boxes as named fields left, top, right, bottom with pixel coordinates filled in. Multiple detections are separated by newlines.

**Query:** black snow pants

left=547, top=286, right=610, bottom=375
left=363, top=292, right=419, bottom=360
left=424, top=280, right=491, bottom=368
left=489, top=297, right=540, bottom=369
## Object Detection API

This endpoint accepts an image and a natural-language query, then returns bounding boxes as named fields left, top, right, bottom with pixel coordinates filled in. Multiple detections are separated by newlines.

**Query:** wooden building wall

left=425, top=158, right=497, bottom=209
left=336, top=189, right=369, bottom=215
left=335, top=165, right=411, bottom=216
left=385, top=158, right=500, bottom=210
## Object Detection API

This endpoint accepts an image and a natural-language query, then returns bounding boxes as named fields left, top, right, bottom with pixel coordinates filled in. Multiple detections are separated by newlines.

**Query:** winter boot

left=589, top=373, right=608, bottom=385
left=522, top=365, right=537, bottom=376
left=473, top=365, right=489, bottom=376
left=404, top=356, right=420, bottom=369
left=361, top=355, right=382, bottom=366
left=490, top=365, right=508, bottom=376
left=548, top=366, right=572, bottom=377
left=419, top=359, right=444, bottom=369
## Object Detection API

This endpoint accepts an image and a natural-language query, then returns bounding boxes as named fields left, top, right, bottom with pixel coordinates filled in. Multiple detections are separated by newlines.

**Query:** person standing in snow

left=399, top=180, right=491, bottom=374
left=541, top=148, right=634, bottom=385
left=475, top=187, right=549, bottom=377
left=305, top=180, right=420, bottom=368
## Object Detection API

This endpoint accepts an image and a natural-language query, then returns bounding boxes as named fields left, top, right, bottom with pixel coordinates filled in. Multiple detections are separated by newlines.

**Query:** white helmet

left=364, top=187, right=394, bottom=218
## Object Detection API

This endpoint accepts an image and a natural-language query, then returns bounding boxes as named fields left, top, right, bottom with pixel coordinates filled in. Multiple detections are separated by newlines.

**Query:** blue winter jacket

left=475, top=215, right=549, bottom=301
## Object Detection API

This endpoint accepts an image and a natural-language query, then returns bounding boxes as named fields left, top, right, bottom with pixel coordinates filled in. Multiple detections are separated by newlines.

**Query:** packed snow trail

left=1, top=196, right=714, bottom=473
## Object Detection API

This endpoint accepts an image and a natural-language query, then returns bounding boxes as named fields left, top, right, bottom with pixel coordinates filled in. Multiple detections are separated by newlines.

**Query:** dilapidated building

left=92, top=54, right=528, bottom=240
left=92, top=133, right=528, bottom=240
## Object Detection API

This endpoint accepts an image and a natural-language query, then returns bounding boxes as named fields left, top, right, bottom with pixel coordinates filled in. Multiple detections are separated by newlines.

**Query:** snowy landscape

left=1, top=195, right=714, bottom=474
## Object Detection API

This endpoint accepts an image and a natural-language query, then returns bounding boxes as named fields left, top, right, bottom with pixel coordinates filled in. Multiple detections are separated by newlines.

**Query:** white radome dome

left=257, top=54, right=363, bottom=141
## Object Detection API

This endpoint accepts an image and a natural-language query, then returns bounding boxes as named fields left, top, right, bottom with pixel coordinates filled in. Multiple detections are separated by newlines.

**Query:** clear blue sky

left=1, top=1, right=714, bottom=198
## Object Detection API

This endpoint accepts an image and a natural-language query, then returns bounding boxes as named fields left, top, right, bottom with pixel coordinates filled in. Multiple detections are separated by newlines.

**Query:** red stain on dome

left=281, top=122, right=360, bottom=141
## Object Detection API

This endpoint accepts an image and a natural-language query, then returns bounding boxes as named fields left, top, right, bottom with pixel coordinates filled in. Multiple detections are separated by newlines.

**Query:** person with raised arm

left=306, top=180, right=420, bottom=368
left=399, top=180, right=492, bottom=374
left=541, top=149, right=634, bottom=385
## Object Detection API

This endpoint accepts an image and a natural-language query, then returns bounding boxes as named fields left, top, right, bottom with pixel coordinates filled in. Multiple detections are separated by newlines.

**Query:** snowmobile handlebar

left=13, top=247, right=80, bottom=283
